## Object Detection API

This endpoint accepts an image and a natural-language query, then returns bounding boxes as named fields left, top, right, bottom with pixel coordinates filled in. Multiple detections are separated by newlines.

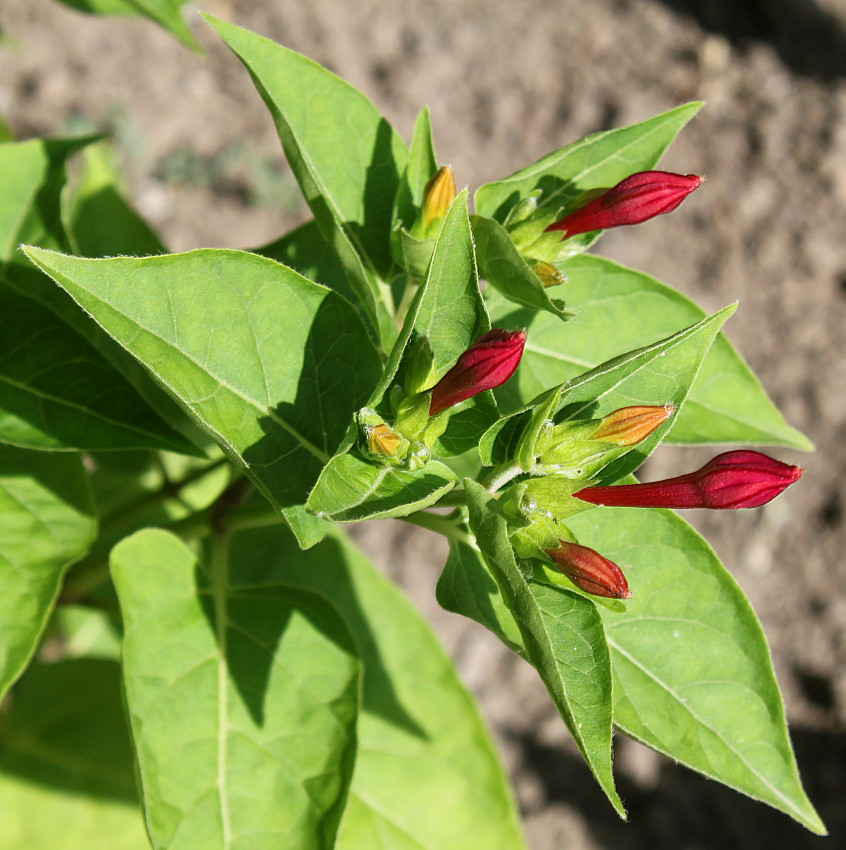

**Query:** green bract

left=0, top=11, right=824, bottom=848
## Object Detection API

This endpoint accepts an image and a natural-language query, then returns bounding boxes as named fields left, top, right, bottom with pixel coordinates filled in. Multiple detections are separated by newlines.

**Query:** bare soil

left=1, top=1, right=845, bottom=847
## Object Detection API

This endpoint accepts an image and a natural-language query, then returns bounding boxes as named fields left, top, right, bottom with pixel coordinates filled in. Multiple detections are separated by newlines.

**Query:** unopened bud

left=421, top=165, right=456, bottom=234
left=367, top=424, right=403, bottom=458
left=545, top=171, right=702, bottom=238
left=591, top=404, right=674, bottom=446
left=574, top=450, right=802, bottom=510
left=531, top=260, right=566, bottom=288
left=429, top=328, right=526, bottom=415
left=544, top=540, right=631, bottom=599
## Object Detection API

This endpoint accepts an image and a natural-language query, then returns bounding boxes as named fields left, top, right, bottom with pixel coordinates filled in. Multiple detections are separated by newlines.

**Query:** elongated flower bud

left=544, top=540, right=631, bottom=599
left=591, top=404, right=674, bottom=446
left=545, top=171, right=702, bottom=238
left=429, top=328, right=526, bottom=415
left=421, top=165, right=456, bottom=233
left=574, top=450, right=802, bottom=510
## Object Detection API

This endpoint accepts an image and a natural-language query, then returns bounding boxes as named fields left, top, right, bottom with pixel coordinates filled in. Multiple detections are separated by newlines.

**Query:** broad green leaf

left=205, top=15, right=407, bottom=348
left=0, top=659, right=148, bottom=849
left=567, top=506, right=825, bottom=834
left=0, top=284, right=197, bottom=452
left=490, top=255, right=810, bottom=449
left=392, top=106, right=438, bottom=230
left=254, top=219, right=353, bottom=303
left=112, top=528, right=360, bottom=850
left=475, top=102, right=701, bottom=222
left=52, top=0, right=198, bottom=49
left=24, top=247, right=383, bottom=547
left=472, top=214, right=573, bottom=320
left=307, top=452, right=456, bottom=522
left=464, top=479, right=623, bottom=816
left=0, top=135, right=199, bottom=450
left=68, top=143, right=166, bottom=257
left=0, top=448, right=95, bottom=700
left=484, top=305, right=736, bottom=480
left=437, top=539, right=524, bottom=655
left=228, top=525, right=527, bottom=850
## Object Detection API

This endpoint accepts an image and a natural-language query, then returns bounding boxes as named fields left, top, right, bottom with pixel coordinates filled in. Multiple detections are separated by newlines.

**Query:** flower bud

left=544, top=540, right=631, bottom=599
left=590, top=404, right=674, bottom=446
left=531, top=260, right=566, bottom=288
left=545, top=171, right=703, bottom=238
left=574, top=450, right=802, bottom=510
left=429, top=328, right=527, bottom=415
left=367, top=424, right=403, bottom=459
left=421, top=165, right=456, bottom=235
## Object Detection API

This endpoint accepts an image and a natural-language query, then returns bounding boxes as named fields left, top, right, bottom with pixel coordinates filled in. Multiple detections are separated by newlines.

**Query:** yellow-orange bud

left=590, top=404, right=674, bottom=447
left=367, top=424, right=403, bottom=458
left=531, top=260, right=566, bottom=288
left=421, top=165, right=456, bottom=232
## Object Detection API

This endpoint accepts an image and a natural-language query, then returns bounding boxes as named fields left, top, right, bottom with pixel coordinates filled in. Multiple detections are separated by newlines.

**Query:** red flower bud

left=573, top=450, right=802, bottom=510
left=544, top=540, right=631, bottom=599
left=545, top=171, right=703, bottom=238
left=429, top=328, right=526, bottom=415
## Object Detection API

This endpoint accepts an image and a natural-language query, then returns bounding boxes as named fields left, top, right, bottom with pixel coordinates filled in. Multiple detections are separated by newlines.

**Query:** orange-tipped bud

left=544, top=540, right=631, bottom=599
left=591, top=404, right=674, bottom=447
left=367, top=424, right=403, bottom=459
left=421, top=165, right=456, bottom=232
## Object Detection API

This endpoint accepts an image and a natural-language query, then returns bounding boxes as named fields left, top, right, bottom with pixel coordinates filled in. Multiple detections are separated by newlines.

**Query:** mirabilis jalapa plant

left=0, top=12, right=827, bottom=849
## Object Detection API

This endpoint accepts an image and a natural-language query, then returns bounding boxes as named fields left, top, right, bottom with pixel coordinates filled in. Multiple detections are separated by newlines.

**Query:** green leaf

left=490, top=255, right=810, bottom=450
left=392, top=106, right=438, bottom=230
left=485, top=304, right=736, bottom=480
left=437, top=539, right=525, bottom=655
left=111, top=528, right=361, bottom=850
left=68, top=143, right=166, bottom=257
left=0, top=135, right=199, bottom=450
left=0, top=658, right=149, bottom=849
left=228, top=525, right=527, bottom=850
left=24, top=247, right=383, bottom=547
left=472, top=214, right=573, bottom=320
left=254, top=219, right=353, bottom=303
left=52, top=0, right=199, bottom=50
left=205, top=15, right=407, bottom=348
left=567, top=506, right=826, bottom=835
left=0, top=114, right=12, bottom=142
left=0, top=448, right=95, bottom=701
left=307, top=452, right=457, bottom=522
left=0, top=284, right=198, bottom=452
left=475, top=102, right=702, bottom=222
left=464, top=479, right=623, bottom=816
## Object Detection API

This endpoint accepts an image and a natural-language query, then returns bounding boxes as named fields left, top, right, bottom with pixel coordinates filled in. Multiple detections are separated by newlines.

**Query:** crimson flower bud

left=545, top=171, right=703, bottom=238
left=544, top=540, right=631, bottom=599
left=573, top=450, right=802, bottom=510
left=429, top=328, right=526, bottom=415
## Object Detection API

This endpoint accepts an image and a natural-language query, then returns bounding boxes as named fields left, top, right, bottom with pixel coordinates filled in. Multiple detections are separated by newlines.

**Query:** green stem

left=479, top=463, right=524, bottom=494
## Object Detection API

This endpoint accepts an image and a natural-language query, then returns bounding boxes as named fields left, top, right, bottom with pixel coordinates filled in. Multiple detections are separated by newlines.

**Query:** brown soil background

left=2, top=1, right=845, bottom=847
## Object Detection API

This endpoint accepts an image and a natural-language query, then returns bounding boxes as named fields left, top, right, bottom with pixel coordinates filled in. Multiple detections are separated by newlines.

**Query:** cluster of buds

left=360, top=328, right=527, bottom=468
